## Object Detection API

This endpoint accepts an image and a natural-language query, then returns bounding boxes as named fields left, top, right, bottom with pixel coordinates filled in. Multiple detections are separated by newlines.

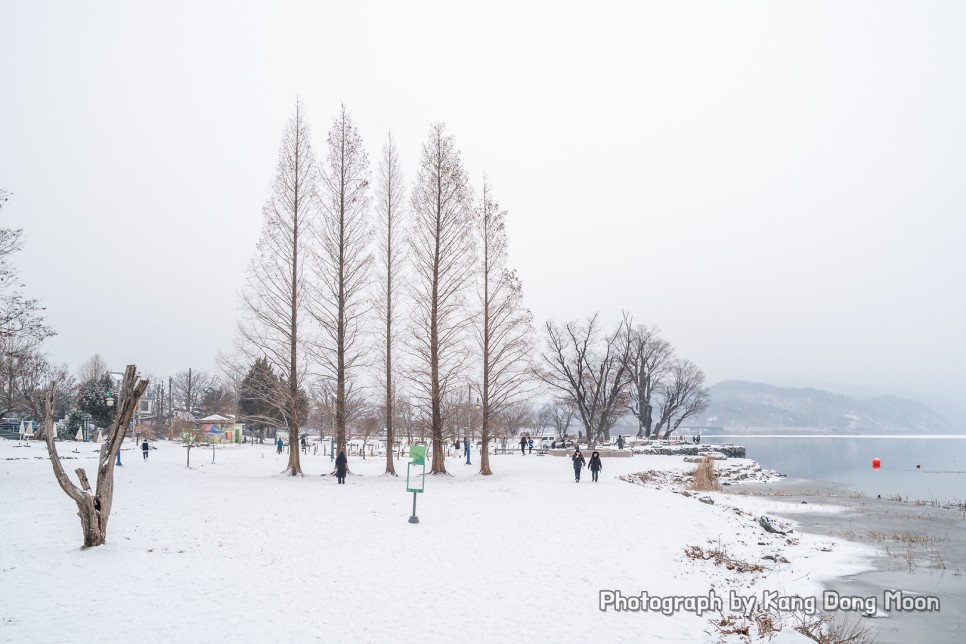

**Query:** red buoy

left=872, top=458, right=881, bottom=469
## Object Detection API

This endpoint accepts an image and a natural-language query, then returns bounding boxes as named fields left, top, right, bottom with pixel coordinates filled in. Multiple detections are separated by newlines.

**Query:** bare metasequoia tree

left=42, top=364, right=148, bottom=548
left=538, top=313, right=635, bottom=448
left=236, top=100, right=317, bottom=476
left=408, top=123, right=476, bottom=475
left=312, top=105, right=372, bottom=474
left=626, top=325, right=674, bottom=439
left=374, top=132, right=406, bottom=476
left=654, top=358, right=711, bottom=439
left=474, top=179, right=533, bottom=475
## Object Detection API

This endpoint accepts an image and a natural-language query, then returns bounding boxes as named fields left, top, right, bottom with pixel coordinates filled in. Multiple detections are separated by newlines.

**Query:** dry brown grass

left=684, top=544, right=764, bottom=573
left=794, top=611, right=878, bottom=643
left=690, top=455, right=721, bottom=492
left=620, top=471, right=656, bottom=485
left=708, top=608, right=877, bottom=643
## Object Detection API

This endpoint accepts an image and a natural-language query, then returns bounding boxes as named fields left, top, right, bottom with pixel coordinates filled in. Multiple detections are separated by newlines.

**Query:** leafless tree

left=374, top=131, right=406, bottom=476
left=0, top=192, right=54, bottom=346
left=654, top=358, right=711, bottom=439
left=235, top=100, right=318, bottom=476
left=626, top=325, right=674, bottom=439
left=407, top=123, right=475, bottom=474
left=42, top=364, right=148, bottom=548
left=311, top=104, right=372, bottom=475
left=495, top=400, right=533, bottom=442
left=171, top=368, right=218, bottom=417
left=473, top=179, right=534, bottom=475
left=537, top=313, right=635, bottom=448
left=17, top=350, right=68, bottom=408
left=76, top=354, right=108, bottom=385
left=544, top=398, right=577, bottom=438
left=357, top=410, right=382, bottom=460
left=0, top=339, right=70, bottom=422
left=396, top=397, right=417, bottom=449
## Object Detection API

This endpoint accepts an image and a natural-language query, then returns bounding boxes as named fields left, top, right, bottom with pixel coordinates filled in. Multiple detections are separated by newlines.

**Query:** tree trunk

left=43, top=364, right=148, bottom=548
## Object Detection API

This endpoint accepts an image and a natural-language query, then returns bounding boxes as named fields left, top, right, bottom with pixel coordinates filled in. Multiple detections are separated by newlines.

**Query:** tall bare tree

left=626, top=325, right=674, bottom=439
left=312, top=105, right=372, bottom=475
left=538, top=313, right=635, bottom=448
left=42, top=364, right=148, bottom=548
left=374, top=132, right=406, bottom=475
left=473, top=179, right=533, bottom=475
left=408, top=123, right=475, bottom=474
left=654, top=358, right=711, bottom=439
left=236, top=100, right=317, bottom=476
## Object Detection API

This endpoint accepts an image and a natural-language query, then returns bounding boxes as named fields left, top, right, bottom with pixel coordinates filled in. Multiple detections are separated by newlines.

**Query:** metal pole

left=408, top=491, right=419, bottom=524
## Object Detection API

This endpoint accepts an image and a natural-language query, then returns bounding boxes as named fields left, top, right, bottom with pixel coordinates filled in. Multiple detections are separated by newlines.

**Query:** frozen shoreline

left=723, top=477, right=966, bottom=643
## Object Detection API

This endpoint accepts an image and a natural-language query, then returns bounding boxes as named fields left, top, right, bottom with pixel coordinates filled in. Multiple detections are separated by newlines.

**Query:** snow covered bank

left=0, top=441, right=874, bottom=643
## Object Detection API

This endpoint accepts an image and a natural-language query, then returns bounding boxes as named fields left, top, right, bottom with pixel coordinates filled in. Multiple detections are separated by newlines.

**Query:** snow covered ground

left=0, top=440, right=875, bottom=643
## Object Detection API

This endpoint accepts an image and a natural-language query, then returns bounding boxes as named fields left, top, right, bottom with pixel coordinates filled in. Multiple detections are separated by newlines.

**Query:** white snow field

left=0, top=440, right=872, bottom=643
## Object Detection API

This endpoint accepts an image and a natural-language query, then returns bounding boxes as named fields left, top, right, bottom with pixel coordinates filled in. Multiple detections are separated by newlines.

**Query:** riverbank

left=725, top=478, right=966, bottom=643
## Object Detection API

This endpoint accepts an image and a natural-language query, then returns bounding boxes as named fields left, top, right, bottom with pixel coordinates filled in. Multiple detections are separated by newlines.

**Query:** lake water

left=702, top=435, right=966, bottom=503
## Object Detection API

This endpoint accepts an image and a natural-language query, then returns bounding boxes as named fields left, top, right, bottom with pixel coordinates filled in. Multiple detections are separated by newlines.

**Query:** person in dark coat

left=588, top=451, right=602, bottom=482
left=519, top=435, right=527, bottom=455
left=616, top=435, right=625, bottom=450
left=527, top=437, right=533, bottom=454
left=572, top=449, right=586, bottom=482
left=335, top=450, right=348, bottom=484
left=141, top=440, right=149, bottom=461
left=276, top=437, right=284, bottom=454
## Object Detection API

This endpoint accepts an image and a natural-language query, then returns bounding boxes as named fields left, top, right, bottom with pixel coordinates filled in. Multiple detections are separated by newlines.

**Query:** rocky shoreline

left=744, top=480, right=966, bottom=644
left=632, top=443, right=747, bottom=458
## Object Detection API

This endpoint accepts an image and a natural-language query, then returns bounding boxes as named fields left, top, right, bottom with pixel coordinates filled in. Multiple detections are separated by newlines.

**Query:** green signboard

left=406, top=445, right=427, bottom=493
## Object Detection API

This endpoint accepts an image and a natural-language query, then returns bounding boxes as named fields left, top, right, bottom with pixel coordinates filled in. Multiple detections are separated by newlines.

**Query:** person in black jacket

left=572, top=449, right=586, bottom=482
left=588, top=451, right=602, bottom=482
left=141, top=440, right=149, bottom=461
left=335, top=450, right=347, bottom=484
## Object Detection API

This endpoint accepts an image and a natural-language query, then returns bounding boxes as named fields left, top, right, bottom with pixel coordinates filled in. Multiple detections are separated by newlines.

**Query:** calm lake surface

left=702, top=435, right=966, bottom=503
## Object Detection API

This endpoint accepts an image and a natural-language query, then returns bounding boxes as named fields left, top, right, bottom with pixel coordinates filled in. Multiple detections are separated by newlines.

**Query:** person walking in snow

left=572, top=449, right=586, bottom=482
left=335, top=450, right=347, bottom=484
left=616, top=435, right=625, bottom=450
left=588, top=451, right=602, bottom=482
left=276, top=437, right=284, bottom=454
left=141, top=440, right=149, bottom=461
left=301, top=436, right=307, bottom=454
left=527, top=437, right=533, bottom=454
left=520, top=434, right=527, bottom=455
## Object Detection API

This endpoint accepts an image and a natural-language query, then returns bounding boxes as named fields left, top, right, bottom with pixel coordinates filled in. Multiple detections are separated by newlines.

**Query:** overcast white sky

left=2, top=1, right=964, bottom=413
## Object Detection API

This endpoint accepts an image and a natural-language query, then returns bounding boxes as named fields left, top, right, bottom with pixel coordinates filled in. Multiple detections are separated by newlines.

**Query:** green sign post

left=406, top=445, right=427, bottom=524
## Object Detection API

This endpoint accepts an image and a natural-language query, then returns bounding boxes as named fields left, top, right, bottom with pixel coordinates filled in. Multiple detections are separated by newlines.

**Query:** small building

left=195, top=414, right=243, bottom=444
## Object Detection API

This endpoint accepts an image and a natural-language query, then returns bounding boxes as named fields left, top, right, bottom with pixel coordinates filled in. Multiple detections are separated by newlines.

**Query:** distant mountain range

left=701, top=381, right=956, bottom=434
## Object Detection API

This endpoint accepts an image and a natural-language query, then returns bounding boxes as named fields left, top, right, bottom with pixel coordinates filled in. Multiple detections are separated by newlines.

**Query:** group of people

left=571, top=449, right=603, bottom=482
left=519, top=434, right=534, bottom=454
